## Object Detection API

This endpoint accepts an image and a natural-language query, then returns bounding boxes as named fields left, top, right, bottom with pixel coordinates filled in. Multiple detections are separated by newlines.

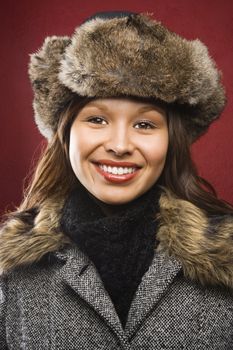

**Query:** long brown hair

left=7, top=95, right=233, bottom=219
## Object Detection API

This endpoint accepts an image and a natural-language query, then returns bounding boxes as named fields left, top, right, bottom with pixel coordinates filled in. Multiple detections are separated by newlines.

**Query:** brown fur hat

left=29, top=11, right=226, bottom=142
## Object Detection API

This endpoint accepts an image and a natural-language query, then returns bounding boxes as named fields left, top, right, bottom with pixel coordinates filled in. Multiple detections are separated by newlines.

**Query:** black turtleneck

left=60, top=183, right=161, bottom=328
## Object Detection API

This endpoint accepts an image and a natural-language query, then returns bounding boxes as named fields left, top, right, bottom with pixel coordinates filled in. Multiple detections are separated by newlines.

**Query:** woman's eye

left=87, top=116, right=107, bottom=124
left=134, top=121, right=156, bottom=129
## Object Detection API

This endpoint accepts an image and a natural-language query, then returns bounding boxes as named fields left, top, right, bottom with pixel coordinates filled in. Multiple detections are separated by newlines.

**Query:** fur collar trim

left=0, top=190, right=233, bottom=288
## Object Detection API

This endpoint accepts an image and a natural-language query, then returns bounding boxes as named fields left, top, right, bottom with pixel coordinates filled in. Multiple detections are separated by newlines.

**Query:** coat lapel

left=55, top=247, right=128, bottom=341
left=124, top=251, right=182, bottom=338
left=55, top=247, right=182, bottom=339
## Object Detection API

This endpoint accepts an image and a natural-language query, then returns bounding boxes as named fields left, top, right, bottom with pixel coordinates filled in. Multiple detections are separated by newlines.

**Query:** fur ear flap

left=29, top=36, right=72, bottom=140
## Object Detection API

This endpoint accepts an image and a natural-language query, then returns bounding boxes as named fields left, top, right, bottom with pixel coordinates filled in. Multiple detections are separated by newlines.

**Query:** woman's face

left=69, top=98, right=169, bottom=204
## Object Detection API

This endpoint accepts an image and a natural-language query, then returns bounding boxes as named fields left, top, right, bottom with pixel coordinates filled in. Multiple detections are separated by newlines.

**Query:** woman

left=0, top=11, right=233, bottom=349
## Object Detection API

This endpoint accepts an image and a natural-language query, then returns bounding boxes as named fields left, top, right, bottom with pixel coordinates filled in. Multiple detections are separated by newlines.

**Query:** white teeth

left=99, top=164, right=137, bottom=175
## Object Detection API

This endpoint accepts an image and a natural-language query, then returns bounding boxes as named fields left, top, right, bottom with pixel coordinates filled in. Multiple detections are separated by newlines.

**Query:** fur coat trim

left=0, top=190, right=233, bottom=289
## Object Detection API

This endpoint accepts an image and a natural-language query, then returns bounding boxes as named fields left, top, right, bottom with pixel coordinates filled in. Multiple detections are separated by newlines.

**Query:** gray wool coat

left=0, top=190, right=233, bottom=349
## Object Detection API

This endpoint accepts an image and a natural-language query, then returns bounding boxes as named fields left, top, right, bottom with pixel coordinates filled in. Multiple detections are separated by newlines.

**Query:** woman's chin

left=89, top=187, right=145, bottom=205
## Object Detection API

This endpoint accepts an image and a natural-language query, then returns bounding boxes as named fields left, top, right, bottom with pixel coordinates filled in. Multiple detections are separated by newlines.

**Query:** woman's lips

left=93, top=161, right=141, bottom=184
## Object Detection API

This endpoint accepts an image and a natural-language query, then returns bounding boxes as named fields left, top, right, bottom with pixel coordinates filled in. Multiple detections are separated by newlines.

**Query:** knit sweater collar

left=60, top=182, right=161, bottom=244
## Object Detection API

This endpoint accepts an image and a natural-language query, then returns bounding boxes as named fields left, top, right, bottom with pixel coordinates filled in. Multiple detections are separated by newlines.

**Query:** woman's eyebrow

left=84, top=102, right=164, bottom=114
left=137, top=105, right=164, bottom=114
left=83, top=102, right=109, bottom=110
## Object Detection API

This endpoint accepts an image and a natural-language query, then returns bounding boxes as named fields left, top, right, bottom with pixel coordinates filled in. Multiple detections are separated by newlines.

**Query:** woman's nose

left=104, top=127, right=134, bottom=156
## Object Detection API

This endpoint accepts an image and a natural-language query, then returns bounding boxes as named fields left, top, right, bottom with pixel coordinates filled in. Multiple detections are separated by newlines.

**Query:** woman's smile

left=69, top=97, right=169, bottom=204
left=93, top=160, right=142, bottom=184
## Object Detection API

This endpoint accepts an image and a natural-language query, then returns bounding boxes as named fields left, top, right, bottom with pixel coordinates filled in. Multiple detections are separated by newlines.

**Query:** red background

left=1, top=0, right=233, bottom=215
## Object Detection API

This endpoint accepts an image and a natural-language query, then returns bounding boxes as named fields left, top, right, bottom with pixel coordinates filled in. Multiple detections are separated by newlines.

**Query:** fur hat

left=28, top=11, right=226, bottom=142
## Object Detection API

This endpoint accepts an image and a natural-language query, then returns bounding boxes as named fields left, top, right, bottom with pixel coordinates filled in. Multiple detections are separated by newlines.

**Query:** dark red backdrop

left=1, top=0, right=233, bottom=215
